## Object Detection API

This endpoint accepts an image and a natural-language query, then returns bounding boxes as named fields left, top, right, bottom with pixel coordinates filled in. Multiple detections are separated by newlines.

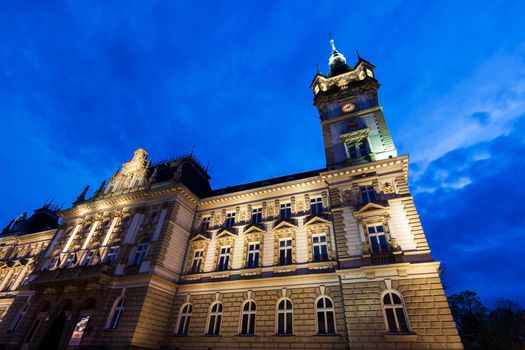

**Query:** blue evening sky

left=1, top=1, right=524, bottom=305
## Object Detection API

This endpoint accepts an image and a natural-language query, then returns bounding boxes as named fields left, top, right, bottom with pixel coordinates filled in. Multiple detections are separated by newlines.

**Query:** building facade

left=0, top=206, right=58, bottom=322
left=0, top=40, right=463, bottom=349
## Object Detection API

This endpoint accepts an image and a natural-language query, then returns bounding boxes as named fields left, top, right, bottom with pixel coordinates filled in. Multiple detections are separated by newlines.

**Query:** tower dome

left=328, top=37, right=352, bottom=77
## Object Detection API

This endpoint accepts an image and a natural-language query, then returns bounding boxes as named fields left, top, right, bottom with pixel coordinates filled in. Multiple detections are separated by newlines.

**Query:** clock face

left=341, top=103, right=356, bottom=113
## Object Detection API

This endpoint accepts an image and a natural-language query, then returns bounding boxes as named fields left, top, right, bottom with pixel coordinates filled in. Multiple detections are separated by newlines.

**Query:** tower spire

left=327, top=34, right=349, bottom=75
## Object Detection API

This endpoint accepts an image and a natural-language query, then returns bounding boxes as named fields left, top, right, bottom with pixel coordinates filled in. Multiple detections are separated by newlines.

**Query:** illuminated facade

left=0, top=40, right=463, bottom=349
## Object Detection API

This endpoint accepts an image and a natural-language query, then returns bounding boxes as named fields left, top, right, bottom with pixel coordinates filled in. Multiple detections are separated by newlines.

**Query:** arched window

left=176, top=303, right=192, bottom=335
left=106, top=296, right=126, bottom=330
left=316, top=297, right=336, bottom=335
left=9, top=302, right=30, bottom=331
left=382, top=291, right=410, bottom=333
left=239, top=301, right=256, bottom=335
left=131, top=238, right=149, bottom=266
left=276, top=298, right=293, bottom=335
left=206, top=302, right=223, bottom=335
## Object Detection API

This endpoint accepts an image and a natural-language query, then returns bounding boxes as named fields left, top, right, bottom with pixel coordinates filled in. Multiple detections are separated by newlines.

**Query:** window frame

left=190, top=249, right=204, bottom=274
left=105, top=296, right=125, bottom=330
left=239, top=300, right=257, bottom=336
left=217, top=246, right=231, bottom=271
left=278, top=238, right=293, bottom=265
left=9, top=302, right=30, bottom=331
left=312, top=234, right=328, bottom=262
left=367, top=224, right=389, bottom=253
left=106, top=245, right=120, bottom=265
left=224, top=212, right=236, bottom=228
left=131, top=239, right=149, bottom=266
left=175, top=303, right=192, bottom=336
left=315, top=296, right=337, bottom=335
left=200, top=216, right=211, bottom=231
left=279, top=203, right=292, bottom=220
left=360, top=185, right=377, bottom=203
left=205, top=302, right=223, bottom=336
left=381, top=291, right=411, bottom=333
left=275, top=298, right=294, bottom=335
left=246, top=242, right=260, bottom=269
left=310, top=197, right=324, bottom=215
left=251, top=208, right=262, bottom=224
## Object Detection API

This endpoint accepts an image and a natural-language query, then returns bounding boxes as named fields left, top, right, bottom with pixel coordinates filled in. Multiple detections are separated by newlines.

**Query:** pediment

left=273, top=220, right=298, bottom=231
left=243, top=224, right=266, bottom=235
left=354, top=202, right=390, bottom=218
left=216, top=228, right=237, bottom=238
left=304, top=215, right=331, bottom=227
left=189, top=233, right=211, bottom=242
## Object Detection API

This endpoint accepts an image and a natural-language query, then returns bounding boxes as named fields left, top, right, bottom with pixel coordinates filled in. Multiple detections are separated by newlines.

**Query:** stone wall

left=166, top=285, right=347, bottom=350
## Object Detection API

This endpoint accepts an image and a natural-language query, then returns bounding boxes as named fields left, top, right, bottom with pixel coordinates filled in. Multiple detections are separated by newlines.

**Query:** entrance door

left=38, top=311, right=66, bottom=350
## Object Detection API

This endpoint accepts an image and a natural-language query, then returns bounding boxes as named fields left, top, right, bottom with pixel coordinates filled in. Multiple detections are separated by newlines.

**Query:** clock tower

left=311, top=38, right=397, bottom=169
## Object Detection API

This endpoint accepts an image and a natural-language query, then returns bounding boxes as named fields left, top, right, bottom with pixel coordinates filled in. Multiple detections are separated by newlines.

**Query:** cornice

left=59, top=183, right=199, bottom=218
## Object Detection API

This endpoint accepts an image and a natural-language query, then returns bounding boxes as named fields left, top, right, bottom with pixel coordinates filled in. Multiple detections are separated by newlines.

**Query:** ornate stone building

left=0, top=40, right=463, bottom=349
left=0, top=205, right=58, bottom=321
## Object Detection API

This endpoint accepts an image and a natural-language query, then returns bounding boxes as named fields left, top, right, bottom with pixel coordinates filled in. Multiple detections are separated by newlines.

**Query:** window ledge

left=315, top=333, right=339, bottom=337
left=237, top=334, right=256, bottom=337
left=383, top=332, right=418, bottom=342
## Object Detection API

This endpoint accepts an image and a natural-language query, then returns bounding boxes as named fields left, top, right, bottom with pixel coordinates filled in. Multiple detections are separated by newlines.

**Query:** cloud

left=413, top=120, right=525, bottom=305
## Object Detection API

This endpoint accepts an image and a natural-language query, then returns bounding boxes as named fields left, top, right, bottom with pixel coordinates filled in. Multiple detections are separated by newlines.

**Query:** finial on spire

left=329, top=32, right=337, bottom=51
left=316, top=64, right=320, bottom=73
left=356, top=49, right=361, bottom=60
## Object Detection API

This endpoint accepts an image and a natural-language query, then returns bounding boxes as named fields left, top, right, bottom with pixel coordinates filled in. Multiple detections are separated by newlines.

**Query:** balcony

left=31, top=264, right=113, bottom=286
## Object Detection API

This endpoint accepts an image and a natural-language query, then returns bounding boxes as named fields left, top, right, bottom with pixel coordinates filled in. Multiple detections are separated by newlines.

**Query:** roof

left=207, top=168, right=325, bottom=197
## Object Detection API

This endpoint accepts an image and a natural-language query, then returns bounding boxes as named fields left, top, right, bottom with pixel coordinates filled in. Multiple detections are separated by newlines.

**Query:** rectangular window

left=190, top=250, right=204, bottom=273
left=360, top=186, right=377, bottom=203
left=64, top=253, right=76, bottom=268
left=201, top=217, right=211, bottom=231
left=82, top=251, right=95, bottom=267
left=217, top=247, right=231, bottom=271
left=368, top=225, right=388, bottom=253
left=251, top=208, right=262, bottom=224
left=310, top=197, right=323, bottom=215
left=278, top=238, right=292, bottom=265
left=131, top=242, right=148, bottom=266
left=246, top=243, right=260, bottom=268
left=224, top=213, right=235, bottom=228
left=279, top=203, right=292, bottom=220
left=106, top=246, right=120, bottom=265
left=312, top=235, right=328, bottom=262
left=347, top=140, right=368, bottom=159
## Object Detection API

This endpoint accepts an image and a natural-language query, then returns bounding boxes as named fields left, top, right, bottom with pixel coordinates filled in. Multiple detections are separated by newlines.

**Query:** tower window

left=278, top=238, right=293, bottom=265
left=360, top=186, right=377, bottom=203
left=224, top=213, right=235, bottom=228
left=217, top=247, right=231, bottom=271
left=346, top=140, right=369, bottom=159
left=246, top=243, right=260, bottom=268
left=279, top=203, right=292, bottom=220
left=310, top=197, right=324, bottom=215
left=251, top=208, right=262, bottom=224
